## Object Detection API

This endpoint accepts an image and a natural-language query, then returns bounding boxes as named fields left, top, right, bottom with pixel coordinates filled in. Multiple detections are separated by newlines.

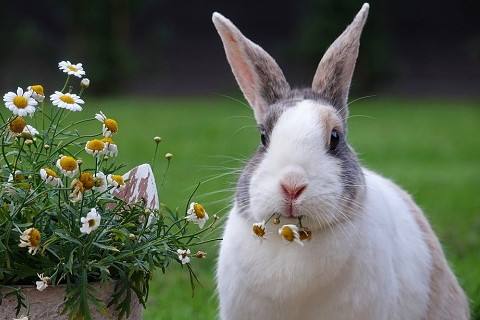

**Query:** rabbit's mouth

left=277, top=200, right=303, bottom=219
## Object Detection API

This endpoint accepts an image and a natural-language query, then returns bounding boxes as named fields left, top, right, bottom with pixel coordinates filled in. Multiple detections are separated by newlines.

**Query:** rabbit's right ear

left=312, top=3, right=369, bottom=120
left=212, top=12, right=290, bottom=124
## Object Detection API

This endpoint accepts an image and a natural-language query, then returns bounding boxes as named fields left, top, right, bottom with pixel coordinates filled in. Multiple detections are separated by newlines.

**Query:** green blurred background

left=2, top=0, right=480, bottom=318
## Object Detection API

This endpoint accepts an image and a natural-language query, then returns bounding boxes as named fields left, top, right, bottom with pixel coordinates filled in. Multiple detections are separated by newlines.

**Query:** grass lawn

left=30, top=96, right=480, bottom=318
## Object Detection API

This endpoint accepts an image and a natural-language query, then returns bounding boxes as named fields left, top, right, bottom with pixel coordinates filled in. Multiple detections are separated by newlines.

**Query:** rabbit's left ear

left=312, top=3, right=369, bottom=120
left=212, top=12, right=290, bottom=124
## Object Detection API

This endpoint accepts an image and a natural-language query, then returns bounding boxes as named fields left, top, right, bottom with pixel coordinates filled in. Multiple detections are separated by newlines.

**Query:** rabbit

left=212, top=3, right=469, bottom=320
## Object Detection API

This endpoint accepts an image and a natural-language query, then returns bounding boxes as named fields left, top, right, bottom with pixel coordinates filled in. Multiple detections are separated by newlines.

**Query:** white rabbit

left=212, top=3, right=469, bottom=320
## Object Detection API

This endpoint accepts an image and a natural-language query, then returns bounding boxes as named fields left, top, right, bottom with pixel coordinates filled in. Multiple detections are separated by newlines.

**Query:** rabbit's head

left=213, top=4, right=369, bottom=229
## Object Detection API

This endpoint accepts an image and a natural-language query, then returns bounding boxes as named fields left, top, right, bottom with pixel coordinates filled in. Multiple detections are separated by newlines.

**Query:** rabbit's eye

left=329, top=129, right=340, bottom=151
left=260, top=127, right=268, bottom=146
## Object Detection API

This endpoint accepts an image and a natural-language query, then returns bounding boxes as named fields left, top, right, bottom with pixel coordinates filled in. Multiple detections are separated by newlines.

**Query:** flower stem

left=152, top=142, right=160, bottom=171
left=61, top=75, right=71, bottom=92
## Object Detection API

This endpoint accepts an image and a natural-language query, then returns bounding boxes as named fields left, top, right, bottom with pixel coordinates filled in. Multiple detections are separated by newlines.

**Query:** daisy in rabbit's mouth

left=251, top=213, right=311, bottom=245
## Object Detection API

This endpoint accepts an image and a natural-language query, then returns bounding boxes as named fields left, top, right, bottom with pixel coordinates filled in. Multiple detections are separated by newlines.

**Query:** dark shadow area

left=0, top=0, right=478, bottom=98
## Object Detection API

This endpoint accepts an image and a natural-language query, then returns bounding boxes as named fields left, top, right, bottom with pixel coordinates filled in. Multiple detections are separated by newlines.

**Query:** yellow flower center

left=104, top=119, right=118, bottom=133
left=59, top=95, right=75, bottom=104
left=86, top=139, right=105, bottom=151
left=59, top=156, right=77, bottom=171
left=193, top=203, right=206, bottom=219
left=9, top=117, right=26, bottom=134
left=252, top=224, right=266, bottom=238
left=30, top=85, right=44, bottom=95
left=45, top=168, right=58, bottom=178
left=67, top=65, right=78, bottom=72
left=102, top=137, right=114, bottom=145
left=79, top=172, right=95, bottom=190
left=111, top=175, right=124, bottom=186
left=12, top=172, right=25, bottom=182
left=88, top=219, right=96, bottom=227
left=280, top=226, right=295, bottom=242
left=13, top=96, right=28, bottom=108
left=29, top=228, right=41, bottom=247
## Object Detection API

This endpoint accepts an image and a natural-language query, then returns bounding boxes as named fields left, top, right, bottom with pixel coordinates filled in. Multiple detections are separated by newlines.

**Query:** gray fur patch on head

left=328, top=132, right=365, bottom=210
left=235, top=89, right=365, bottom=217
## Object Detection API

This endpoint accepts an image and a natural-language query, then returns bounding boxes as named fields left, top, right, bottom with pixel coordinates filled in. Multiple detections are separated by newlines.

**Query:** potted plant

left=0, top=61, right=218, bottom=319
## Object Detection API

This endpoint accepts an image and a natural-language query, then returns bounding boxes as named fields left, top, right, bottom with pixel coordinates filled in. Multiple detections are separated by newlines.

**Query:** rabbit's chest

left=218, top=210, right=362, bottom=299
left=217, top=210, right=392, bottom=319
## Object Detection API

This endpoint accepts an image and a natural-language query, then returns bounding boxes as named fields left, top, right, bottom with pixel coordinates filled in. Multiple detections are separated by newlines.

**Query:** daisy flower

left=40, top=168, right=63, bottom=187
left=186, top=202, right=209, bottom=229
left=3, top=87, right=37, bottom=116
left=8, top=170, right=24, bottom=183
left=107, top=174, right=125, bottom=190
left=93, top=172, right=108, bottom=192
left=27, top=85, right=45, bottom=102
left=69, top=172, right=94, bottom=202
left=177, top=248, right=191, bottom=264
left=278, top=224, right=303, bottom=246
left=56, top=155, right=79, bottom=178
left=85, top=139, right=105, bottom=157
left=58, top=60, right=85, bottom=78
left=69, top=179, right=84, bottom=203
left=79, top=172, right=94, bottom=190
left=194, top=251, right=207, bottom=259
left=21, top=125, right=39, bottom=139
left=102, top=137, right=118, bottom=157
left=36, top=273, right=50, bottom=292
left=18, top=227, right=41, bottom=255
left=8, top=116, right=27, bottom=138
left=95, top=111, right=118, bottom=137
left=252, top=221, right=266, bottom=239
left=50, top=91, right=84, bottom=112
left=80, top=208, right=101, bottom=234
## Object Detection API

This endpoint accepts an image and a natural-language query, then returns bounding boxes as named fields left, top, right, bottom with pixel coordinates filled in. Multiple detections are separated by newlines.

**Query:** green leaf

left=54, top=230, right=82, bottom=246
left=92, top=242, right=120, bottom=252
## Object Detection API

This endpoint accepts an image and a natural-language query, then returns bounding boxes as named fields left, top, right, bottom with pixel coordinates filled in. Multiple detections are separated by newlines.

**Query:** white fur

left=217, top=101, right=432, bottom=320
left=250, top=100, right=344, bottom=227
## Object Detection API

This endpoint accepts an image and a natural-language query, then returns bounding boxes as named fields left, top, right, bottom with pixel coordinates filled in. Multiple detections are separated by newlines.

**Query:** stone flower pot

left=0, top=281, right=143, bottom=320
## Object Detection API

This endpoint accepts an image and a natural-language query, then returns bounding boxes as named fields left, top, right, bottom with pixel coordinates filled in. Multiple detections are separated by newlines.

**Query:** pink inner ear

left=224, top=38, right=257, bottom=107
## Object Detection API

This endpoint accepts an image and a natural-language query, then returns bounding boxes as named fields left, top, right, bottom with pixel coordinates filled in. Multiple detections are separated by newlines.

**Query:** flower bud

left=153, top=136, right=162, bottom=143
left=194, top=251, right=207, bottom=259
left=80, top=78, right=90, bottom=89
left=128, top=233, right=136, bottom=240
left=24, top=139, right=34, bottom=145
left=165, top=153, right=173, bottom=160
left=44, top=144, right=50, bottom=149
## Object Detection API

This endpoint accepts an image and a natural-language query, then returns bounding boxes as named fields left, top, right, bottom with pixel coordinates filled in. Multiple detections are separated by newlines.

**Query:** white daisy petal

left=80, top=208, right=101, bottom=234
left=3, top=87, right=38, bottom=116
left=58, top=60, right=86, bottom=78
left=177, top=249, right=191, bottom=264
left=186, top=202, right=209, bottom=229
left=278, top=224, right=303, bottom=246
left=50, top=91, right=84, bottom=112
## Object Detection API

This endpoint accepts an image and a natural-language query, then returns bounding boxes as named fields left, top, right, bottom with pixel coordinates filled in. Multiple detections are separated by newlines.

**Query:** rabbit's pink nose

left=280, top=183, right=307, bottom=200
